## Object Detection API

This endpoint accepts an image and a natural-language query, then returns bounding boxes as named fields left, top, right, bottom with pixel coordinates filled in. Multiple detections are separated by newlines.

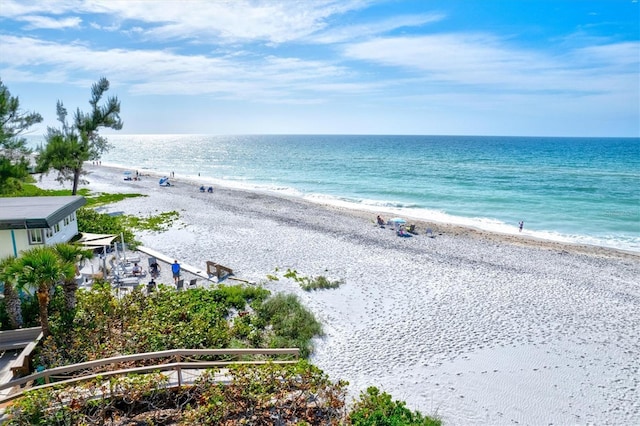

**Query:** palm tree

left=52, top=243, right=93, bottom=311
left=17, top=246, right=66, bottom=338
left=0, top=256, right=24, bottom=329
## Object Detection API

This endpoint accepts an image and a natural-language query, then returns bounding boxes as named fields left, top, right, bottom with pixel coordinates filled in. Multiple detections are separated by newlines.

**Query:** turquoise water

left=32, top=134, right=640, bottom=252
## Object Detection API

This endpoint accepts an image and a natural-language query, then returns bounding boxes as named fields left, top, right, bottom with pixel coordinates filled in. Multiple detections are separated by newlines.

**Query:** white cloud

left=64, top=0, right=367, bottom=44
left=342, top=34, right=640, bottom=95
left=2, top=0, right=368, bottom=44
left=309, top=13, right=446, bottom=44
left=19, top=15, right=82, bottom=30
left=0, top=35, right=364, bottom=101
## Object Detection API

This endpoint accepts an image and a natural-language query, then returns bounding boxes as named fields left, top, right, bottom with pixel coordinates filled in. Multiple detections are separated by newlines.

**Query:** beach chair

left=176, top=279, right=184, bottom=291
left=188, top=278, right=197, bottom=288
left=426, top=228, right=434, bottom=238
left=407, top=224, right=418, bottom=234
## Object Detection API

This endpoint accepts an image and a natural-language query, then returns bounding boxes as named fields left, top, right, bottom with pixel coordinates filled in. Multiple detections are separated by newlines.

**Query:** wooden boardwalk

left=137, top=246, right=216, bottom=283
left=0, top=348, right=300, bottom=405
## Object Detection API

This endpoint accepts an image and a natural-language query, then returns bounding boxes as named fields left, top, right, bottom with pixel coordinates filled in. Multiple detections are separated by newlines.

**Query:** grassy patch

left=280, top=268, right=344, bottom=291
left=3, top=183, right=145, bottom=207
left=120, top=211, right=180, bottom=232
left=85, top=192, right=145, bottom=207
left=300, top=275, right=343, bottom=291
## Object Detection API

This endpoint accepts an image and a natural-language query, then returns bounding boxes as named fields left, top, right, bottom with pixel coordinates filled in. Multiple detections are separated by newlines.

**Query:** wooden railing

left=0, top=327, right=42, bottom=352
left=0, top=348, right=299, bottom=404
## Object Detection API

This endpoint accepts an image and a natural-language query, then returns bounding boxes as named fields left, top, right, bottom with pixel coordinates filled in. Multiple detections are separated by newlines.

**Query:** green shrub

left=0, top=295, right=40, bottom=331
left=76, top=207, right=137, bottom=246
left=257, top=293, right=323, bottom=357
left=279, top=268, right=343, bottom=291
left=301, top=275, right=344, bottom=291
left=349, top=386, right=442, bottom=426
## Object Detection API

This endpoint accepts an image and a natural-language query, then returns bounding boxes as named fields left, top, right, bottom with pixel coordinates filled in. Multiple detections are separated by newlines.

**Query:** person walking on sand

left=172, top=260, right=181, bottom=283
left=519, top=221, right=524, bottom=232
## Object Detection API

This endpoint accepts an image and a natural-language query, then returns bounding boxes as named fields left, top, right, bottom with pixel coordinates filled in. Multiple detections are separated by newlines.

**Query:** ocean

left=30, top=134, right=640, bottom=252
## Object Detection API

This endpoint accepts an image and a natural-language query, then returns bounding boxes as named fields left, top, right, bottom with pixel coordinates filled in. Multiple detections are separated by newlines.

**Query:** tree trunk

left=72, top=167, right=81, bottom=195
left=36, top=289, right=51, bottom=337
left=3, top=283, right=23, bottom=329
left=63, top=280, right=79, bottom=311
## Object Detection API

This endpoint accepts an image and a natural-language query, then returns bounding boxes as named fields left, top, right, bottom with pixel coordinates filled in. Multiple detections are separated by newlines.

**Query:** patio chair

left=176, top=279, right=184, bottom=291
left=188, top=278, right=197, bottom=288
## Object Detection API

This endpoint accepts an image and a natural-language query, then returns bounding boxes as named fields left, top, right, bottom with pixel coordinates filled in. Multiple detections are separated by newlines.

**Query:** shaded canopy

left=76, top=232, right=117, bottom=249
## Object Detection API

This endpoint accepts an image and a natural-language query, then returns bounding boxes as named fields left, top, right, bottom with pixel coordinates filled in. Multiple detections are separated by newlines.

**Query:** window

left=54, top=223, right=60, bottom=233
left=45, top=227, right=53, bottom=238
left=70, top=212, right=75, bottom=222
left=28, top=229, right=43, bottom=244
left=64, top=216, right=70, bottom=226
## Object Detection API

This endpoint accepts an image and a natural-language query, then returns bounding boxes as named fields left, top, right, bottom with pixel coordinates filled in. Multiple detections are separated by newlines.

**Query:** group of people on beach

left=199, top=185, right=213, bottom=193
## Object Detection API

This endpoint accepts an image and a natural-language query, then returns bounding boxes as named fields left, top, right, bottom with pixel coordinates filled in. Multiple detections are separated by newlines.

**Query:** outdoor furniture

left=113, top=276, right=139, bottom=286
left=188, top=278, right=197, bottom=288
left=206, top=261, right=233, bottom=281
left=176, top=279, right=184, bottom=291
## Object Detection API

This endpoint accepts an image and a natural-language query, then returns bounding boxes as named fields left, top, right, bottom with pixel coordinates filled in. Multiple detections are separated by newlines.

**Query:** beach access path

left=136, top=245, right=214, bottom=283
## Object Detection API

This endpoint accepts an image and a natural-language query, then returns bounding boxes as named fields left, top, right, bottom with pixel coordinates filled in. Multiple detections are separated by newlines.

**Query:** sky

left=1, top=0, right=639, bottom=137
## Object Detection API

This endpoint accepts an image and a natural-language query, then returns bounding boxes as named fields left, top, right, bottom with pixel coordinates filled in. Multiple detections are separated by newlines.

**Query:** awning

left=76, top=232, right=118, bottom=248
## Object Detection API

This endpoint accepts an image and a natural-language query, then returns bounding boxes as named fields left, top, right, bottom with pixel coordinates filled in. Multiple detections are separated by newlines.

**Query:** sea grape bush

left=349, top=387, right=442, bottom=426
left=37, top=282, right=313, bottom=369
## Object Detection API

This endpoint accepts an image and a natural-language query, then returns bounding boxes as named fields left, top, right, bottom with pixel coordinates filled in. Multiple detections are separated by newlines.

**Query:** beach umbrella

left=389, top=217, right=406, bottom=224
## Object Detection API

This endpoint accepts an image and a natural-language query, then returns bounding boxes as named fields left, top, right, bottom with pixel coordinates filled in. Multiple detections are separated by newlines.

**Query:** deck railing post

left=176, top=354, right=182, bottom=387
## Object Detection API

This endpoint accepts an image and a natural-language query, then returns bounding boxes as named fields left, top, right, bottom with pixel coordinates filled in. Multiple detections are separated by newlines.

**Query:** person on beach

left=149, top=261, right=160, bottom=278
left=200, top=185, right=205, bottom=192
left=519, top=221, right=524, bottom=232
left=207, top=186, right=213, bottom=193
left=377, top=215, right=385, bottom=227
left=132, top=263, right=142, bottom=275
left=172, top=260, right=181, bottom=283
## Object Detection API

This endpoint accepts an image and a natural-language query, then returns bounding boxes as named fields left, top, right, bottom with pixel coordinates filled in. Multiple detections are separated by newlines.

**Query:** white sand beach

left=37, top=165, right=640, bottom=425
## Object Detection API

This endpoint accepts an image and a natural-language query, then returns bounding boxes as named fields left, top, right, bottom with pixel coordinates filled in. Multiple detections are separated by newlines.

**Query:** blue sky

left=1, top=0, right=638, bottom=137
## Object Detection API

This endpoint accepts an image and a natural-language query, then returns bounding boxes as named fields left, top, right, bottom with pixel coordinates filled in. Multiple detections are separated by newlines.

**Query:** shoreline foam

left=34, top=164, right=640, bottom=425
left=98, top=162, right=640, bottom=261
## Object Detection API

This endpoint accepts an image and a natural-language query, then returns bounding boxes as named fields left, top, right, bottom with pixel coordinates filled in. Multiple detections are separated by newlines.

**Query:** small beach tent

left=123, top=171, right=133, bottom=180
left=388, top=217, right=407, bottom=231
left=159, top=177, right=170, bottom=186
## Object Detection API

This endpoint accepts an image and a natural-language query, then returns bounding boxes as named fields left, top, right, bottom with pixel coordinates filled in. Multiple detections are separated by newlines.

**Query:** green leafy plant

left=277, top=267, right=343, bottom=291
left=300, top=275, right=344, bottom=291
left=75, top=207, right=138, bottom=246
left=257, top=293, right=323, bottom=358
left=349, top=386, right=442, bottom=426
